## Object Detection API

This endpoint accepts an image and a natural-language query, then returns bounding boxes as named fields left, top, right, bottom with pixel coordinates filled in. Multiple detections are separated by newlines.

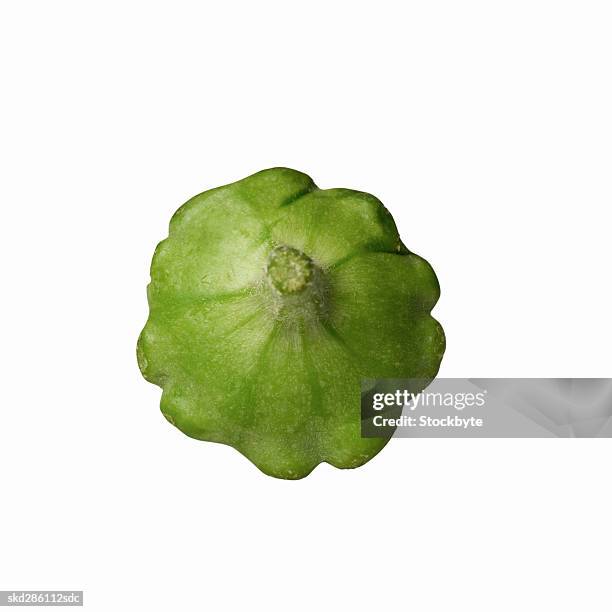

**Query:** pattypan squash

left=137, top=168, right=444, bottom=479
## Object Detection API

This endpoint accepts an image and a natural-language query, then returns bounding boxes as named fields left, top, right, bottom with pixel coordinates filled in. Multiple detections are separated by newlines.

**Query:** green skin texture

left=137, top=168, right=445, bottom=479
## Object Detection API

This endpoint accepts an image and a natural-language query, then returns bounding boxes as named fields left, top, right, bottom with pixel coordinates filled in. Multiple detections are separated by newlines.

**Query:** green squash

left=137, top=168, right=445, bottom=479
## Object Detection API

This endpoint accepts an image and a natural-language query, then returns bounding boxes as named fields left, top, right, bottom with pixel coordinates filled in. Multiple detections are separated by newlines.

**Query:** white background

left=1, top=1, right=611, bottom=610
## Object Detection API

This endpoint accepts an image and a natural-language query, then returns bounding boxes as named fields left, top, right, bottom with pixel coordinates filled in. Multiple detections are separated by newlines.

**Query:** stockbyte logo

left=361, top=379, right=612, bottom=438
left=368, top=388, right=487, bottom=430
